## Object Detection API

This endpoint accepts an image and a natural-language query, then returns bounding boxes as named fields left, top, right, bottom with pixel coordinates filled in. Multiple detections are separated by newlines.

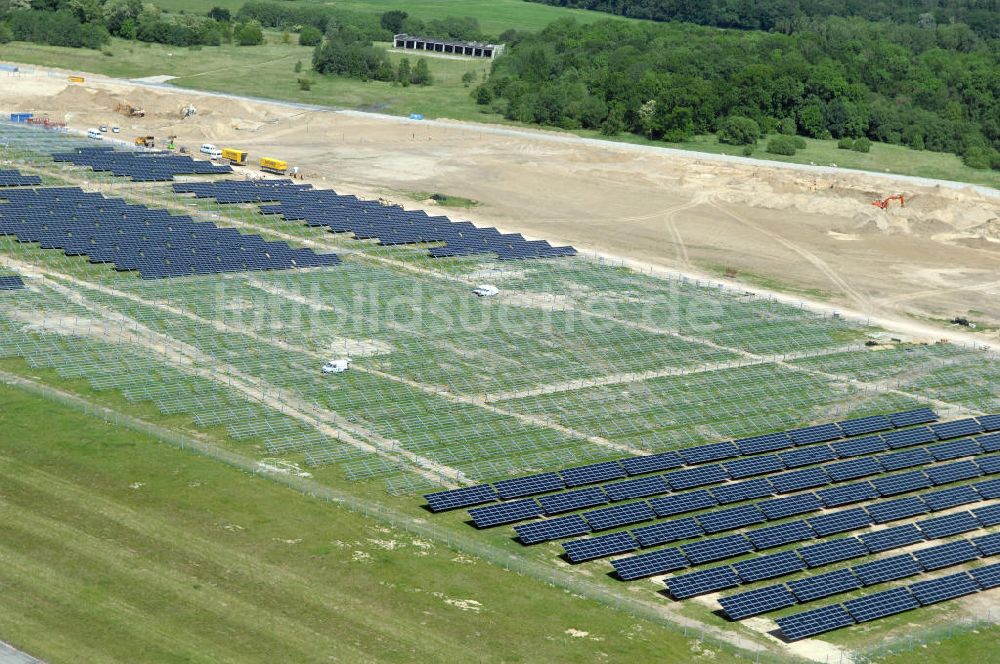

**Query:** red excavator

left=872, top=194, right=905, bottom=209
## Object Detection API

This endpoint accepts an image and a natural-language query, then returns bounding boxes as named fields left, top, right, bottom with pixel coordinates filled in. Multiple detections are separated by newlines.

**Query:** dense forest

left=477, top=17, right=1000, bottom=169
left=529, top=0, right=1000, bottom=39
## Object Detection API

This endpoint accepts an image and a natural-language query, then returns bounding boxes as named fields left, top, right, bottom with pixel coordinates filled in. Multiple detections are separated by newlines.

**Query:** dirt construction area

left=3, top=69, right=1000, bottom=340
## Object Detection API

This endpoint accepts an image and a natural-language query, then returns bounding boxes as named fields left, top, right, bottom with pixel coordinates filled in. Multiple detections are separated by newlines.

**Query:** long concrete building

left=393, top=34, right=505, bottom=59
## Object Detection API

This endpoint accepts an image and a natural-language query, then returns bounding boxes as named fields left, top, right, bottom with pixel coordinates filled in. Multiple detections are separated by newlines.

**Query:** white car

left=200, top=143, right=222, bottom=158
left=99, top=125, right=108, bottom=132
left=111, top=125, right=120, bottom=133
left=473, top=284, right=499, bottom=297
left=87, top=128, right=103, bottom=140
left=321, top=359, right=351, bottom=374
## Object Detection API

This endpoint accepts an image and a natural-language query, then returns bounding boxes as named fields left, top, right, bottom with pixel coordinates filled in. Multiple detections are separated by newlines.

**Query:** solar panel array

left=0, top=275, right=25, bottom=290
left=173, top=180, right=577, bottom=261
left=53, top=147, right=232, bottom=181
left=0, top=169, right=42, bottom=187
left=0, top=187, right=341, bottom=279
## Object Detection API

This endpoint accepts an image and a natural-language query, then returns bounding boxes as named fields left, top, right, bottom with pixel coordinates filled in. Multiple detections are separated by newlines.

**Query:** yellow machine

left=134, top=136, right=155, bottom=148
left=259, top=157, right=288, bottom=175
left=222, top=148, right=249, bottom=165
left=68, top=75, right=85, bottom=83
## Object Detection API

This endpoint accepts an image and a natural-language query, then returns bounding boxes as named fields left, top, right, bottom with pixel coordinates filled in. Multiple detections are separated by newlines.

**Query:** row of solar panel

left=467, top=431, right=1000, bottom=531
left=775, top=561, right=1000, bottom=641
left=664, top=519, right=1000, bottom=604
left=0, top=275, right=25, bottom=290
left=0, top=187, right=341, bottom=279
left=423, top=409, right=953, bottom=512
left=720, top=531, right=1000, bottom=620
left=173, top=179, right=579, bottom=261
left=0, top=169, right=42, bottom=187
left=53, top=148, right=232, bottom=182
left=605, top=475, right=1000, bottom=580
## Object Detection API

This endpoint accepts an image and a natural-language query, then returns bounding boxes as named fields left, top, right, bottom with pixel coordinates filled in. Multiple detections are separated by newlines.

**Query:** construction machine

left=116, top=101, right=145, bottom=117
left=180, top=104, right=197, bottom=119
left=134, top=136, right=155, bottom=148
left=166, top=135, right=177, bottom=151
left=872, top=194, right=905, bottom=209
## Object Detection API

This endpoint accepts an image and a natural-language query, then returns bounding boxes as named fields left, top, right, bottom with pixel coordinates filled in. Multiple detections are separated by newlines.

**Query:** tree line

left=528, top=0, right=1000, bottom=39
left=476, top=17, right=1000, bottom=169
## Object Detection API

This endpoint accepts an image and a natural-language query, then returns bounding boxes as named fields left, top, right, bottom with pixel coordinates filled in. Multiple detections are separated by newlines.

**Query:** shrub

left=294, top=59, right=302, bottom=73
left=299, top=25, right=322, bottom=46
left=297, top=77, right=312, bottom=91
left=766, top=135, right=798, bottom=155
left=852, top=137, right=871, bottom=152
left=779, top=117, right=796, bottom=135
left=793, top=136, right=807, bottom=149
left=837, top=137, right=854, bottom=150
left=234, top=22, right=263, bottom=46
left=741, top=145, right=754, bottom=156
left=962, top=147, right=990, bottom=170
left=717, top=116, right=760, bottom=145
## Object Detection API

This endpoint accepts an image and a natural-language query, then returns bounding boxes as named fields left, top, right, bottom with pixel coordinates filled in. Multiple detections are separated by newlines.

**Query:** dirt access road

left=3, top=66, right=999, bottom=340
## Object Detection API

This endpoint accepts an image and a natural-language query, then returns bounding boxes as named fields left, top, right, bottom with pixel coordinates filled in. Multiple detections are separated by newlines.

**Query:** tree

left=717, top=116, right=761, bottom=145
left=294, top=59, right=302, bottom=73
left=299, top=25, right=322, bottom=46
left=601, top=102, right=625, bottom=136
left=380, top=10, right=408, bottom=35
left=779, top=117, right=796, bottom=135
left=638, top=99, right=657, bottom=139
left=207, top=6, right=231, bottom=22
left=461, top=70, right=475, bottom=87
left=396, top=57, right=411, bottom=86
left=0, top=23, right=12, bottom=44
left=412, top=58, right=432, bottom=85
left=234, top=22, right=263, bottom=46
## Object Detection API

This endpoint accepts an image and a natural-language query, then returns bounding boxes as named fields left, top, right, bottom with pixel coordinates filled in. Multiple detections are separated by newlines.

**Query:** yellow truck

left=222, top=148, right=248, bottom=165
left=259, top=157, right=288, bottom=175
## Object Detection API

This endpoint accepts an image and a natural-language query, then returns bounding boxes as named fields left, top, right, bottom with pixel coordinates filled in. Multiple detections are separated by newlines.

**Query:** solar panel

left=927, top=438, right=982, bottom=462
left=807, top=508, right=871, bottom=537
left=979, top=415, right=1000, bottom=433
left=776, top=604, right=855, bottom=641
left=719, top=584, right=798, bottom=620
left=816, top=482, right=879, bottom=508
left=746, top=520, right=816, bottom=550
left=788, top=568, right=862, bottom=602
left=852, top=554, right=922, bottom=586
left=560, top=461, right=626, bottom=487
left=912, top=540, right=981, bottom=570
left=680, top=534, right=754, bottom=564
left=649, top=490, right=718, bottom=517
left=723, top=455, right=784, bottom=479
left=770, top=467, right=831, bottom=493
left=735, top=432, right=793, bottom=455
left=916, top=511, right=980, bottom=539
left=538, top=487, right=609, bottom=515
left=972, top=532, right=1000, bottom=556
left=788, top=423, right=843, bottom=445
left=931, top=418, right=984, bottom=440
left=678, top=442, right=739, bottom=465
left=612, top=548, right=689, bottom=580
left=974, top=478, right=1000, bottom=499
left=921, top=485, right=981, bottom=512
left=831, top=435, right=887, bottom=458
left=733, top=550, right=806, bottom=583
left=889, top=408, right=939, bottom=427
left=493, top=472, right=565, bottom=499
left=798, top=537, right=869, bottom=567
left=844, top=587, right=919, bottom=623
left=584, top=501, right=656, bottom=531
left=878, top=447, right=933, bottom=471
left=469, top=498, right=543, bottom=528
left=972, top=504, right=1000, bottom=528
left=602, top=475, right=670, bottom=502
left=975, top=455, right=1000, bottom=475
left=970, top=561, right=1000, bottom=589
left=859, top=524, right=925, bottom=553
left=824, top=457, right=884, bottom=483
left=562, top=531, right=638, bottom=563
left=780, top=445, right=837, bottom=468
left=620, top=451, right=684, bottom=476
left=697, top=504, right=766, bottom=534
left=866, top=496, right=929, bottom=524
left=632, top=517, right=704, bottom=547
left=883, top=426, right=938, bottom=449
left=514, top=515, right=591, bottom=545
left=839, top=415, right=893, bottom=437
left=872, top=470, right=932, bottom=496
left=909, top=572, right=979, bottom=606
left=978, top=432, right=1000, bottom=453
left=665, top=465, right=729, bottom=490
left=710, top=478, right=775, bottom=504
left=758, top=493, right=823, bottom=520
left=424, top=485, right=498, bottom=512
left=665, top=566, right=741, bottom=599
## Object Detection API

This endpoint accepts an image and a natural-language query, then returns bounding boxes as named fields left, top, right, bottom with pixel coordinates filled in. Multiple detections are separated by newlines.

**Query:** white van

left=87, top=128, right=103, bottom=140
left=473, top=284, right=499, bottom=297
left=200, top=143, right=222, bottom=158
